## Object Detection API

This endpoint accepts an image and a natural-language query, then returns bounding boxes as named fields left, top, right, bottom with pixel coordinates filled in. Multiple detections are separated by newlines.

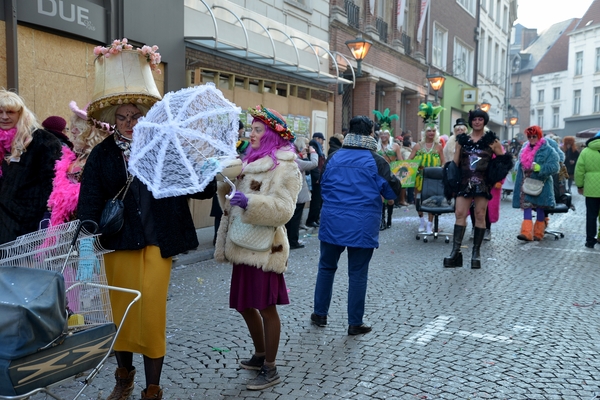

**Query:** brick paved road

left=44, top=193, right=600, bottom=399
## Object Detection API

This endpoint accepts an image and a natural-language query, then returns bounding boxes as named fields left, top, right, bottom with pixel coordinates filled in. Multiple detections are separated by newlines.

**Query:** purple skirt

left=229, top=263, right=289, bottom=312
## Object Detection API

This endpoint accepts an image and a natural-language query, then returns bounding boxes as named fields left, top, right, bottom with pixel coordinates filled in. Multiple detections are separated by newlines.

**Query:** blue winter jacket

left=318, top=134, right=401, bottom=248
left=512, top=138, right=560, bottom=209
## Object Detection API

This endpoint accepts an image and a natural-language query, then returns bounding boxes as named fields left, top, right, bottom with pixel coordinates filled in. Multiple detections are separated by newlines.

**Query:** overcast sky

left=514, top=0, right=595, bottom=32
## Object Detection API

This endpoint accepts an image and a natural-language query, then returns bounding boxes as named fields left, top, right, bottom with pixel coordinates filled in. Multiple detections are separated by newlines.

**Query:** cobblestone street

left=48, top=192, right=600, bottom=399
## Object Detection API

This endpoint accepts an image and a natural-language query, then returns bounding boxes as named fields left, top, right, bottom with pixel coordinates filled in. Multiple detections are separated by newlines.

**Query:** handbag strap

left=112, top=174, right=133, bottom=201
left=112, top=152, right=134, bottom=201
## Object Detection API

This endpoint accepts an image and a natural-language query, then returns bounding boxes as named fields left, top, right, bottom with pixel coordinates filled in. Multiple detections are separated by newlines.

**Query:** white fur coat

left=214, top=149, right=302, bottom=273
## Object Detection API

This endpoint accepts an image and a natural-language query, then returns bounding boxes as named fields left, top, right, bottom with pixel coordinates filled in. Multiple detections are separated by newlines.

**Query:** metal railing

left=401, top=33, right=412, bottom=56
left=376, top=17, right=388, bottom=43
left=345, top=0, right=360, bottom=29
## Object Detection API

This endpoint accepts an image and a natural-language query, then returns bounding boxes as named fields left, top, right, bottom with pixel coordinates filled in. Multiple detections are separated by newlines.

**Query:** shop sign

left=18, top=0, right=106, bottom=42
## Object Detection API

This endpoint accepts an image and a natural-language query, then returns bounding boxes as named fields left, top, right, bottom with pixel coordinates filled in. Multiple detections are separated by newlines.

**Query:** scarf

left=520, top=137, right=545, bottom=170
left=0, top=127, right=18, bottom=177
left=342, top=133, right=378, bottom=151
left=114, top=129, right=132, bottom=160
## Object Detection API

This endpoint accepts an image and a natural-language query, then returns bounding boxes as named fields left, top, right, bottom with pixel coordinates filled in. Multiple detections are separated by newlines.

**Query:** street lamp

left=426, top=73, right=445, bottom=104
left=480, top=100, right=491, bottom=113
left=345, top=35, right=372, bottom=77
left=509, top=116, right=518, bottom=140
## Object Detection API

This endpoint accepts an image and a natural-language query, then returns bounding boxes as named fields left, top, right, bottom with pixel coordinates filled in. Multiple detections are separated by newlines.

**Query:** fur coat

left=512, top=138, right=560, bottom=209
left=214, top=149, right=302, bottom=273
left=0, top=129, right=62, bottom=244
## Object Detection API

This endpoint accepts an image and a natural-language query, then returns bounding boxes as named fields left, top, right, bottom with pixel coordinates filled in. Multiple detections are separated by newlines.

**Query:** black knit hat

left=349, top=116, right=374, bottom=136
left=468, top=109, right=489, bottom=128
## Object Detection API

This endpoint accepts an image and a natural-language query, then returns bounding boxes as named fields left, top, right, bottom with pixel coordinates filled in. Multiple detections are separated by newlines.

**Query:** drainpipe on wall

left=4, top=0, right=18, bottom=92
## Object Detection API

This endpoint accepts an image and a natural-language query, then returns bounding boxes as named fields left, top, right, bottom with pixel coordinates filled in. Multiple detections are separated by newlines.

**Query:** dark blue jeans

left=313, top=241, right=374, bottom=326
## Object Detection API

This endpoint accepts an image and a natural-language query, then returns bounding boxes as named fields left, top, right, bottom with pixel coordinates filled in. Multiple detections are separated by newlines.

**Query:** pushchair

left=0, top=220, right=141, bottom=400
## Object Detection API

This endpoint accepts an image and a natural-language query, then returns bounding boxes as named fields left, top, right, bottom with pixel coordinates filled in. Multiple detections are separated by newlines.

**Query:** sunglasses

left=527, top=135, right=538, bottom=139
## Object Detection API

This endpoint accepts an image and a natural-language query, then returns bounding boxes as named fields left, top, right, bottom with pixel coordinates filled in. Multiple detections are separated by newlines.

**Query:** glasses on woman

left=527, top=135, right=537, bottom=139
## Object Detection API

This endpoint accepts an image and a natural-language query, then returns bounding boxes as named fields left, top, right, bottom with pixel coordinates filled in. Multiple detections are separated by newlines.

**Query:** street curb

left=172, top=247, right=214, bottom=268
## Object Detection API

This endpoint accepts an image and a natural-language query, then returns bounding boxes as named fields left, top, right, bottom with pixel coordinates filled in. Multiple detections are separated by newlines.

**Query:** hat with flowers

left=248, top=105, right=295, bottom=141
left=87, top=38, right=162, bottom=129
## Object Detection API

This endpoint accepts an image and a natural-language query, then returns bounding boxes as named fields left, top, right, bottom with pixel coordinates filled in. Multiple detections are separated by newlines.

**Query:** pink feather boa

left=520, top=137, right=545, bottom=170
left=47, top=147, right=80, bottom=226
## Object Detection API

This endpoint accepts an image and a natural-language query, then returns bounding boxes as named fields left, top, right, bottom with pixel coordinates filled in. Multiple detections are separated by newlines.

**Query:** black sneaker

left=585, top=241, right=596, bottom=249
left=289, top=242, right=305, bottom=250
left=310, top=313, right=327, bottom=327
left=348, top=324, right=372, bottom=335
left=239, top=354, right=265, bottom=370
left=246, top=365, right=281, bottom=390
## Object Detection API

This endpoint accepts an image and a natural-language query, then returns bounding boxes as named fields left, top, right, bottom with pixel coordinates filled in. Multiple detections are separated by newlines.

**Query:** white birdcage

left=0, top=220, right=113, bottom=329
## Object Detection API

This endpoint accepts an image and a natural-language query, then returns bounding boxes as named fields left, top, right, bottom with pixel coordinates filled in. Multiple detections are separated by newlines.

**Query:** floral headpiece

left=94, top=38, right=162, bottom=74
left=248, top=105, right=295, bottom=141
left=418, top=102, right=444, bottom=128
left=372, top=108, right=399, bottom=134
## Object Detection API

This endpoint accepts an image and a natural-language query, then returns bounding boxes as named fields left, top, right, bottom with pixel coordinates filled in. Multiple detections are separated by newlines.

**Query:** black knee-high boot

left=471, top=227, right=485, bottom=269
left=443, top=224, right=466, bottom=268
left=379, top=204, right=386, bottom=231
left=386, top=204, right=394, bottom=228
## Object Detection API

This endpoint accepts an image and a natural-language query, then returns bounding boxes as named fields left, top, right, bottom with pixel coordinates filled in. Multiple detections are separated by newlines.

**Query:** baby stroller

left=0, top=220, right=140, bottom=400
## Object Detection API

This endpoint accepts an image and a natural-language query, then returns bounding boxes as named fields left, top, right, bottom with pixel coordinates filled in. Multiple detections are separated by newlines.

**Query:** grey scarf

left=342, top=133, right=378, bottom=151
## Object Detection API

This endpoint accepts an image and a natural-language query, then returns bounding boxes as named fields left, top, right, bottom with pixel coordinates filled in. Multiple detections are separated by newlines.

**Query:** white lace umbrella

left=129, top=83, right=240, bottom=198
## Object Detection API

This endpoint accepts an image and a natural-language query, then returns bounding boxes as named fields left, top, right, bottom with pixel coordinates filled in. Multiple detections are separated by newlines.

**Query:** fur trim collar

left=456, top=130, right=497, bottom=148
left=343, top=133, right=378, bottom=151
left=242, top=149, right=296, bottom=174
left=520, top=137, right=546, bottom=169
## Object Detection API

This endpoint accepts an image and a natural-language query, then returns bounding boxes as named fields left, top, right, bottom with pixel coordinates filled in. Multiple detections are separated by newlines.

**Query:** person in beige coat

left=214, top=105, right=302, bottom=390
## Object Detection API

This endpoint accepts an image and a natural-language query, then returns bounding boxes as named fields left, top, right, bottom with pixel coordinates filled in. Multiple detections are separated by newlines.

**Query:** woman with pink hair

left=214, top=105, right=302, bottom=390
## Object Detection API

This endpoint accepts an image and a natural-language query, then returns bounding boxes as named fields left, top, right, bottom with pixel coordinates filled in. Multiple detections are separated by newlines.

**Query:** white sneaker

left=418, top=218, right=426, bottom=232
left=426, top=221, right=433, bottom=235
left=484, top=229, right=491, bottom=241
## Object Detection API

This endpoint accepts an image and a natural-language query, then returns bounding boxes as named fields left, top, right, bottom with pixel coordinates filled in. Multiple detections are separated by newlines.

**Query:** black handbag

left=99, top=174, right=133, bottom=235
left=442, top=161, right=461, bottom=201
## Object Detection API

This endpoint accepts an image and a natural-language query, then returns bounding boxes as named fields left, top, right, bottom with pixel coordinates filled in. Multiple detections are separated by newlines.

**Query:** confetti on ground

left=211, top=347, right=230, bottom=353
left=197, top=277, right=204, bottom=284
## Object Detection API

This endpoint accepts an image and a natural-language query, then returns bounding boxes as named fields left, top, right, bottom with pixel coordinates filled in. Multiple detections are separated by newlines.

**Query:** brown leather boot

left=517, top=220, right=533, bottom=241
left=141, top=384, right=163, bottom=400
left=533, top=221, right=546, bottom=241
left=106, top=367, right=135, bottom=400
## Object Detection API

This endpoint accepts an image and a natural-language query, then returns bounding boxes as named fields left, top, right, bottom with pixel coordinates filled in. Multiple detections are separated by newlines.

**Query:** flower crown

left=93, top=38, right=162, bottom=74
left=248, top=105, right=295, bottom=141
left=418, top=102, right=444, bottom=127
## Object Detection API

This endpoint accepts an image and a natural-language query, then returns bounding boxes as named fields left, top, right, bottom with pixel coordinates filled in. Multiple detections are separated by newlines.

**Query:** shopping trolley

left=0, top=220, right=141, bottom=400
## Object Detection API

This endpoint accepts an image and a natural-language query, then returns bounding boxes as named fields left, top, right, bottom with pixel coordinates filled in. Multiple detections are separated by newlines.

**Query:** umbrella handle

left=222, top=175, right=236, bottom=200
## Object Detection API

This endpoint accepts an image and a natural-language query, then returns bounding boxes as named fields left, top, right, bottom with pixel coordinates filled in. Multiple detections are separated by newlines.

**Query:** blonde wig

left=419, top=124, right=440, bottom=146
left=377, top=129, right=395, bottom=152
left=0, top=90, right=41, bottom=163
left=293, top=136, right=309, bottom=153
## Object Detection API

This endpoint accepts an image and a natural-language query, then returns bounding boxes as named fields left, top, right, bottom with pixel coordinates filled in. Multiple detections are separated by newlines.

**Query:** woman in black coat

left=77, top=103, right=215, bottom=400
left=0, top=90, right=62, bottom=244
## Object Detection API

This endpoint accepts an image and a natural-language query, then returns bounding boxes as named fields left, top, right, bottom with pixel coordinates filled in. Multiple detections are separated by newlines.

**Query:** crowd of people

left=2, top=37, right=600, bottom=397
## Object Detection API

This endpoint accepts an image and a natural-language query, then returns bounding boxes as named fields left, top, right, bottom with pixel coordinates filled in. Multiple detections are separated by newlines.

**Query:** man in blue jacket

left=311, top=115, right=401, bottom=335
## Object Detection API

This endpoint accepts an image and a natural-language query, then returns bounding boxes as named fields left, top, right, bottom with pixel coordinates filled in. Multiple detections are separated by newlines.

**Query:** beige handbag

left=522, top=177, right=544, bottom=196
left=228, top=215, right=276, bottom=252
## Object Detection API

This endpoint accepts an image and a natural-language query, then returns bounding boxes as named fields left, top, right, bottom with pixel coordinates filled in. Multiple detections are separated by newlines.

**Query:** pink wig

left=243, top=119, right=294, bottom=168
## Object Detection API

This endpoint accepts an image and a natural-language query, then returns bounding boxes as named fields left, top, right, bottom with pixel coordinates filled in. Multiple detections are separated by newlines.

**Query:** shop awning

left=184, top=0, right=354, bottom=87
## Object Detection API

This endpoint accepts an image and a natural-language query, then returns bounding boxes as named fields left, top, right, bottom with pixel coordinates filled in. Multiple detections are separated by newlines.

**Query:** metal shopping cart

left=0, top=220, right=140, bottom=400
